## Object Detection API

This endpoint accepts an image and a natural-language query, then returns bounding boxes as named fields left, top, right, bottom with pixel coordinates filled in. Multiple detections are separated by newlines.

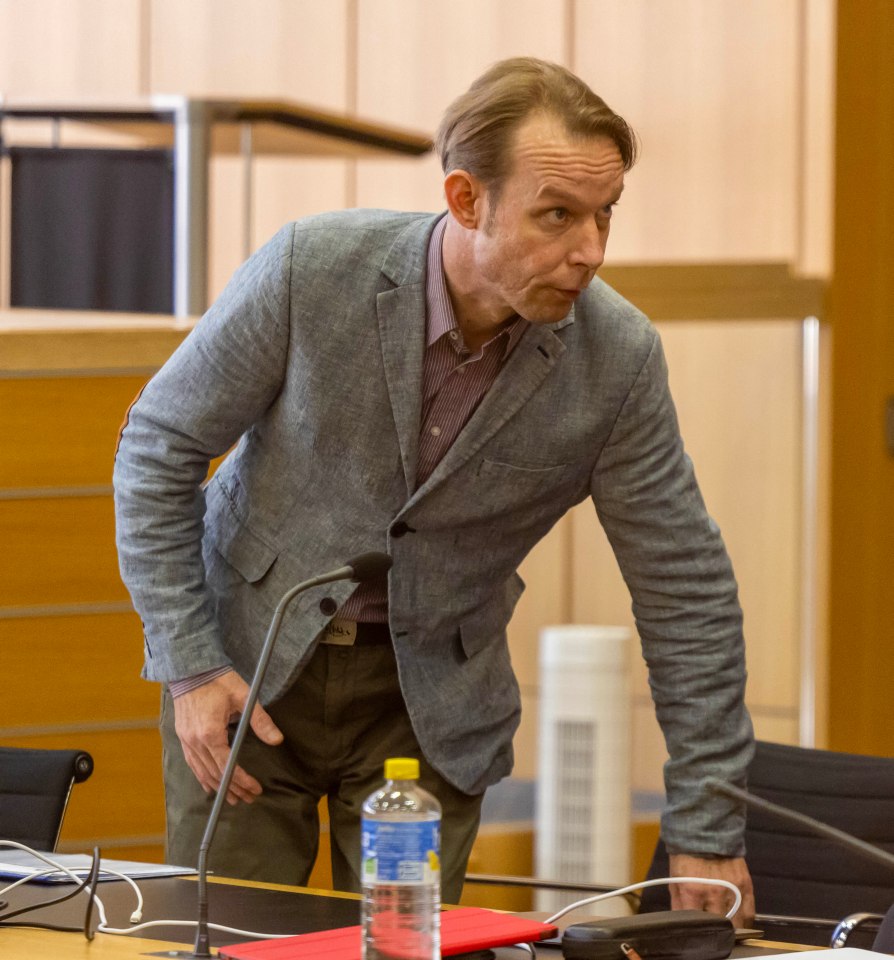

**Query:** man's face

left=470, top=113, right=626, bottom=325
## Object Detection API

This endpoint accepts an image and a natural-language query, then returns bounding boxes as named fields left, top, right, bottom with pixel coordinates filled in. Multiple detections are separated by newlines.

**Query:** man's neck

left=441, top=217, right=515, bottom=353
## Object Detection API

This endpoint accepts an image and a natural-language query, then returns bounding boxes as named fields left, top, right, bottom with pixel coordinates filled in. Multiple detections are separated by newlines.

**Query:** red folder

left=218, top=906, right=559, bottom=959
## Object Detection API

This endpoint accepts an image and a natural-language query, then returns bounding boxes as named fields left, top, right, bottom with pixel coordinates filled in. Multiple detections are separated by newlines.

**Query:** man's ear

left=444, top=169, right=485, bottom=229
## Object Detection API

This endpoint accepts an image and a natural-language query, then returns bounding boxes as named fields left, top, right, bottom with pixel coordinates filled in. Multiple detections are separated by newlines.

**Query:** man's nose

left=570, top=219, right=607, bottom=270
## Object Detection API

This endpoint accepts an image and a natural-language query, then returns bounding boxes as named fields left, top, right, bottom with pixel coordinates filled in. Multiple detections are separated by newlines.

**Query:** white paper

left=0, top=849, right=196, bottom=883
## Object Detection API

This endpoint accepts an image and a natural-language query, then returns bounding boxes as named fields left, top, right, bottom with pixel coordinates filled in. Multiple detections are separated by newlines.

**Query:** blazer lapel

left=410, top=314, right=572, bottom=499
left=376, top=215, right=441, bottom=495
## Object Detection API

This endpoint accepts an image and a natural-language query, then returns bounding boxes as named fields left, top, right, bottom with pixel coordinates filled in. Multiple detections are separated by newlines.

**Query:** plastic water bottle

left=361, top=757, right=441, bottom=960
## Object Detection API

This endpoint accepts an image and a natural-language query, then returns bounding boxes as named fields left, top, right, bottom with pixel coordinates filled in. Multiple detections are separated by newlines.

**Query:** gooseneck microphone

left=183, top=551, right=393, bottom=958
left=705, top=777, right=894, bottom=871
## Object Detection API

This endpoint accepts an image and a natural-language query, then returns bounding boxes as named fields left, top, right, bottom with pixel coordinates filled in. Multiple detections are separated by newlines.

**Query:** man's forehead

left=508, top=114, right=626, bottom=184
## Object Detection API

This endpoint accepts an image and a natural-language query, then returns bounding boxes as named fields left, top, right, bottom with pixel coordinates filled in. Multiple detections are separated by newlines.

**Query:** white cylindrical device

left=535, top=625, right=632, bottom=914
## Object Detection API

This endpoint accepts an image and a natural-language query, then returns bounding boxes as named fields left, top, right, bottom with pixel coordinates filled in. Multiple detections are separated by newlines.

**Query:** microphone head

left=346, top=552, right=393, bottom=582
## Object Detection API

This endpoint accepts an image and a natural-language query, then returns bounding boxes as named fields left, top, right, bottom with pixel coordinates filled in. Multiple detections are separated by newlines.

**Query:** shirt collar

left=425, top=215, right=457, bottom=348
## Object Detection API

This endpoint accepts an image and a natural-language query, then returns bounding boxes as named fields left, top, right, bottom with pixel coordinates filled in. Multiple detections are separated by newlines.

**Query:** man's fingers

left=180, top=745, right=215, bottom=795
left=177, top=719, right=262, bottom=803
left=670, top=881, right=745, bottom=928
left=669, top=881, right=730, bottom=913
left=667, top=854, right=755, bottom=927
left=731, top=888, right=756, bottom=930
left=191, top=737, right=264, bottom=804
left=219, top=760, right=264, bottom=804
left=249, top=702, right=284, bottom=746
left=172, top=671, right=282, bottom=805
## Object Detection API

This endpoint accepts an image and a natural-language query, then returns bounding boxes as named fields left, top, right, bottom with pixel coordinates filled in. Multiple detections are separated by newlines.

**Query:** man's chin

left=519, top=300, right=576, bottom=325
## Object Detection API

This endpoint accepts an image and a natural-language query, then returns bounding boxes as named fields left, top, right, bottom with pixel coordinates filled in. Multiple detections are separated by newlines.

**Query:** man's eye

left=548, top=207, right=569, bottom=224
left=600, top=202, right=617, bottom=220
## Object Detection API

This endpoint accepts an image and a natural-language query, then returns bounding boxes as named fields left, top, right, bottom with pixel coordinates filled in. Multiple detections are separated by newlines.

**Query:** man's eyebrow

left=534, top=183, right=626, bottom=206
left=534, top=185, right=580, bottom=205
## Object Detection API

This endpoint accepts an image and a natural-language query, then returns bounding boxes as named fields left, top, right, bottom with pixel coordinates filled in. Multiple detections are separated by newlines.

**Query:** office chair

left=0, top=746, right=94, bottom=851
left=639, top=741, right=894, bottom=945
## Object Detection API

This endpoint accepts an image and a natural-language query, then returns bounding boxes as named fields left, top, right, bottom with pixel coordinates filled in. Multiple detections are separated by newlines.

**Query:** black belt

left=354, top=622, right=392, bottom=645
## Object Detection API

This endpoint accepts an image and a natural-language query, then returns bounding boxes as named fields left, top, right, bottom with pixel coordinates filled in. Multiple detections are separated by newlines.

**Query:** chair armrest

left=831, top=912, right=885, bottom=948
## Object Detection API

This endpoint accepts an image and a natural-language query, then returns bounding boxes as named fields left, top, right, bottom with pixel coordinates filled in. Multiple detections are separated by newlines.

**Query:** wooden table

left=0, top=874, right=360, bottom=957
left=0, top=871, right=820, bottom=959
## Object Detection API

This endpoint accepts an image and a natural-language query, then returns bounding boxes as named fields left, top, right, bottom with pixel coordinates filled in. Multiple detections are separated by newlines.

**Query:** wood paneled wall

left=0, top=1, right=834, bottom=286
left=827, top=0, right=894, bottom=755
left=0, top=334, right=164, bottom=861
left=0, top=0, right=839, bottom=888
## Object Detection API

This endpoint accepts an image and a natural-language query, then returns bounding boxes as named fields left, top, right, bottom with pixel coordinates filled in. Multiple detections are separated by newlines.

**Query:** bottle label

left=361, top=818, right=440, bottom=884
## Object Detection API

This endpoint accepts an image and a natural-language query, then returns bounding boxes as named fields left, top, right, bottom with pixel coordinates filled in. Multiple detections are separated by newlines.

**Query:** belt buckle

left=321, top=618, right=357, bottom=646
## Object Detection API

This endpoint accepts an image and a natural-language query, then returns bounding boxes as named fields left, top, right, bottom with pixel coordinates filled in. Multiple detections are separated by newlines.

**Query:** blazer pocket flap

left=214, top=520, right=278, bottom=583
left=478, top=457, right=572, bottom=489
left=459, top=589, right=518, bottom=660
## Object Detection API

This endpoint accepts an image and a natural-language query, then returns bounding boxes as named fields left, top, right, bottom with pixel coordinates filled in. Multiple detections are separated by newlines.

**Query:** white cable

left=1, top=869, right=69, bottom=897
left=0, top=840, right=146, bottom=923
left=96, top=918, right=297, bottom=938
left=545, top=876, right=743, bottom=925
left=0, top=841, right=112, bottom=925
left=509, top=942, right=536, bottom=957
left=0, top=839, right=297, bottom=941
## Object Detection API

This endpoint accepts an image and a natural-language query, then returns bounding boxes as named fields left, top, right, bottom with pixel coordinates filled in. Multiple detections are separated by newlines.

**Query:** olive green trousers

left=160, top=640, right=483, bottom=903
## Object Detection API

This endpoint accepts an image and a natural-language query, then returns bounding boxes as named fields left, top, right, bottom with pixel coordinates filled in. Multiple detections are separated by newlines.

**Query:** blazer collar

left=380, top=213, right=442, bottom=287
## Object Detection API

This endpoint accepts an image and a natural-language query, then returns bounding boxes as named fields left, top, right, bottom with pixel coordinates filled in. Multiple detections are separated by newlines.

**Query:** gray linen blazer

left=113, top=209, right=753, bottom=855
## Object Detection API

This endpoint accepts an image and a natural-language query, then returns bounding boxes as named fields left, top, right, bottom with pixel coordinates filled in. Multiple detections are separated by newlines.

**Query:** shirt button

left=431, top=426, right=442, bottom=437
left=319, top=597, right=338, bottom=616
left=448, top=330, right=458, bottom=340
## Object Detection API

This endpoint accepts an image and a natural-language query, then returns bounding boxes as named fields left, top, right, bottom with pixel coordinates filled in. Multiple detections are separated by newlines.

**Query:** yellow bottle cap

left=384, top=757, right=419, bottom=780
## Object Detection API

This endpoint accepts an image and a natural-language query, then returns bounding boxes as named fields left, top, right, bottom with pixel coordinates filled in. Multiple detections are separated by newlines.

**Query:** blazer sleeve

left=113, top=224, right=295, bottom=683
left=589, top=329, right=754, bottom=857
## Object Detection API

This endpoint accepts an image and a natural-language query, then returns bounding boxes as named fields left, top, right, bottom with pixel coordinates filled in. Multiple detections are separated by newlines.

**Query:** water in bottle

left=361, top=757, right=441, bottom=960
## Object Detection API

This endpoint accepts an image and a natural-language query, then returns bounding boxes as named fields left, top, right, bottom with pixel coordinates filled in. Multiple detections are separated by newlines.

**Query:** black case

left=561, top=910, right=735, bottom=960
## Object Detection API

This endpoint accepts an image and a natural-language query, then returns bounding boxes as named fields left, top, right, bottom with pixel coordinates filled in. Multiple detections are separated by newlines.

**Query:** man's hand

left=668, top=853, right=755, bottom=929
left=172, top=670, right=284, bottom=805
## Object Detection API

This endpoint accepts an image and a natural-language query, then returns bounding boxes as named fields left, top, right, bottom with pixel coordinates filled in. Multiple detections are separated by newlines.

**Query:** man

left=114, top=57, right=755, bottom=920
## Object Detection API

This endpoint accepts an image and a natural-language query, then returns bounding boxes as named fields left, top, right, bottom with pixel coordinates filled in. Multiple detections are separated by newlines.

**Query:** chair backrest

left=639, top=740, right=894, bottom=920
left=0, top=746, right=94, bottom=851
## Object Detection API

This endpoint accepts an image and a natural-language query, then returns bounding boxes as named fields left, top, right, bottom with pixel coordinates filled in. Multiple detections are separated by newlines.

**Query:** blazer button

left=319, top=597, right=338, bottom=616
left=390, top=521, right=414, bottom=538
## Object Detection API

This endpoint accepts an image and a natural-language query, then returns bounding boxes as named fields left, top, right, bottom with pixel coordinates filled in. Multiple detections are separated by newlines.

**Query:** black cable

left=0, top=874, right=91, bottom=922
left=82, top=846, right=101, bottom=940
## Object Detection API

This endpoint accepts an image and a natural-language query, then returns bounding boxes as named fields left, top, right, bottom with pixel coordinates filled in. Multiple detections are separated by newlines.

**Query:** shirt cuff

left=168, top=665, right=233, bottom=698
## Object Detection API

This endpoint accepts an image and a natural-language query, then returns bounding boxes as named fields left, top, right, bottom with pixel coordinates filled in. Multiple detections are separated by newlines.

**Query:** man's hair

left=435, top=57, right=638, bottom=192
